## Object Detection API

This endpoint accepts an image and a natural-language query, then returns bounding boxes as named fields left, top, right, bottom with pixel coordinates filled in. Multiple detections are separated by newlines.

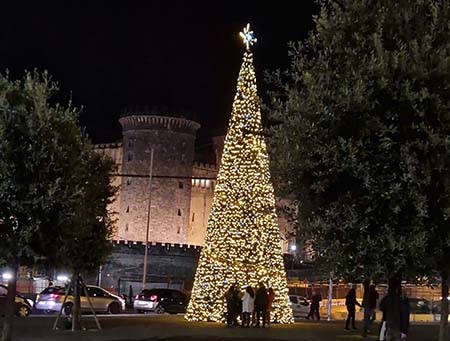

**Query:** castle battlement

left=93, top=142, right=123, bottom=150
left=192, top=161, right=217, bottom=170
left=119, top=115, right=200, bottom=134
left=113, top=239, right=201, bottom=251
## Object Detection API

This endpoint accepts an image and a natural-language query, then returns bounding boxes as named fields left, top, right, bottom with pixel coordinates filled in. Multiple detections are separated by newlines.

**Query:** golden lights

left=185, top=25, right=293, bottom=324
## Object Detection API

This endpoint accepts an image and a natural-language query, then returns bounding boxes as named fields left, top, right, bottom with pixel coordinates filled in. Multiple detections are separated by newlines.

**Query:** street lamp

left=142, top=148, right=154, bottom=289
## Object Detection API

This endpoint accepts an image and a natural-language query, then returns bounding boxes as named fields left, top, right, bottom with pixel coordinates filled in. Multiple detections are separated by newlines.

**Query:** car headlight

left=26, top=298, right=34, bottom=308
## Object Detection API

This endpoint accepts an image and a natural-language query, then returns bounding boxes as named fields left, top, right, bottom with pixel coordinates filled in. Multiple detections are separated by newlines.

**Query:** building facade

left=94, top=111, right=293, bottom=252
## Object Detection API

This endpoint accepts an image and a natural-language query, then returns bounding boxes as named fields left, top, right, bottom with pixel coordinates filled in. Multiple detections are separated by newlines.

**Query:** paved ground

left=0, top=314, right=441, bottom=341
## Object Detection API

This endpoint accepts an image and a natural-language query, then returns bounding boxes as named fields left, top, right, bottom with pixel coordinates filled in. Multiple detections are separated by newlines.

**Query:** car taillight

left=135, top=294, right=139, bottom=300
left=150, top=294, right=158, bottom=301
left=49, top=294, right=60, bottom=299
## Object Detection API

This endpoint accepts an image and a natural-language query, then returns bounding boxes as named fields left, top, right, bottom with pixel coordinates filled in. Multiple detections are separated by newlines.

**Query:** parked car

left=134, top=288, right=188, bottom=314
left=35, top=285, right=125, bottom=315
left=408, top=298, right=431, bottom=314
left=289, top=295, right=310, bottom=317
left=0, top=284, right=32, bottom=317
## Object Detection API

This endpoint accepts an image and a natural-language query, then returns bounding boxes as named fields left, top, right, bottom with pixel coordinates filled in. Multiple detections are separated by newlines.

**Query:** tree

left=185, top=25, right=293, bottom=324
left=267, top=1, right=450, bottom=340
left=0, top=71, right=116, bottom=340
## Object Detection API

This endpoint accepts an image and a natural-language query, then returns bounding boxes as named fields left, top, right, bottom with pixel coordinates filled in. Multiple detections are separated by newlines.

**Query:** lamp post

left=142, top=148, right=154, bottom=289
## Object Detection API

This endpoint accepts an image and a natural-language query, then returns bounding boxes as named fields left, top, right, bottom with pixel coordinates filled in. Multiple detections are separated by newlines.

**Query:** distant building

left=94, top=108, right=294, bottom=252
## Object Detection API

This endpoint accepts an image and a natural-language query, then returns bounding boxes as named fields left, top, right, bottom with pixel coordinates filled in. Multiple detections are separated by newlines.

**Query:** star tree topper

left=239, top=23, right=257, bottom=49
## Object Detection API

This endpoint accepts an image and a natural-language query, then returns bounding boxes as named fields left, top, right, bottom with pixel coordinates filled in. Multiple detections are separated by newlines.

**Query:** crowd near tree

left=268, top=0, right=450, bottom=340
left=0, top=72, right=116, bottom=341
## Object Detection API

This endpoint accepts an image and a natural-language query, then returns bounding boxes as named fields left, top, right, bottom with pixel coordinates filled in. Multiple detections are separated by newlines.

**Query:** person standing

left=266, top=288, right=275, bottom=326
left=225, top=284, right=238, bottom=326
left=379, top=295, right=389, bottom=341
left=363, top=284, right=379, bottom=337
left=399, top=292, right=410, bottom=339
left=307, top=289, right=322, bottom=320
left=254, top=283, right=268, bottom=327
left=241, top=286, right=255, bottom=328
left=344, top=287, right=361, bottom=330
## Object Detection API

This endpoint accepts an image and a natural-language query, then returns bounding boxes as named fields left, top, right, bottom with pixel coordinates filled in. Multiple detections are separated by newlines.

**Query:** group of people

left=225, top=283, right=275, bottom=328
left=344, top=284, right=410, bottom=340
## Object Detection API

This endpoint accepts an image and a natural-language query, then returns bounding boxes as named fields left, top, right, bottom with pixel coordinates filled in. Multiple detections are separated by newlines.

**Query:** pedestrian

left=225, top=284, right=239, bottom=327
left=241, top=286, right=255, bottom=327
left=128, top=284, right=134, bottom=306
left=307, top=289, right=322, bottom=320
left=362, top=284, right=379, bottom=337
left=400, top=292, right=410, bottom=339
left=379, top=295, right=388, bottom=341
left=344, top=287, right=361, bottom=330
left=254, top=282, right=268, bottom=327
left=266, top=287, right=275, bottom=326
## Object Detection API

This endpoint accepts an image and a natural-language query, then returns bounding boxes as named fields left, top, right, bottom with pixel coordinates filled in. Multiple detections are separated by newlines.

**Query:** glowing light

left=2, top=273, right=12, bottom=280
left=185, top=30, right=293, bottom=324
left=239, top=23, right=257, bottom=50
left=290, top=244, right=297, bottom=252
left=56, top=275, right=69, bottom=282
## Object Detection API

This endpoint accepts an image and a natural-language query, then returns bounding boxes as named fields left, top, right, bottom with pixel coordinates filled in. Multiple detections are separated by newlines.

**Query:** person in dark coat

left=254, top=282, right=268, bottom=327
left=344, top=288, right=361, bottom=330
left=378, top=295, right=389, bottom=341
left=362, top=284, right=379, bottom=336
left=307, top=290, right=322, bottom=320
left=225, top=284, right=239, bottom=326
left=399, top=292, right=410, bottom=339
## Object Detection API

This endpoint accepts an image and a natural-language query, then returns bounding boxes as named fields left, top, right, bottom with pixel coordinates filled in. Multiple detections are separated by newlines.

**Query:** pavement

left=0, top=314, right=442, bottom=341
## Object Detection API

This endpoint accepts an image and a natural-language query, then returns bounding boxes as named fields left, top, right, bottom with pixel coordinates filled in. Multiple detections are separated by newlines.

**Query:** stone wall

left=118, top=115, right=200, bottom=244
left=99, top=241, right=201, bottom=294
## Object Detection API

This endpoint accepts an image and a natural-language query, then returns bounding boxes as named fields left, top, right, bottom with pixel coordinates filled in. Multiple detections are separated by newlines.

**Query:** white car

left=35, top=285, right=125, bottom=314
left=289, top=295, right=310, bottom=317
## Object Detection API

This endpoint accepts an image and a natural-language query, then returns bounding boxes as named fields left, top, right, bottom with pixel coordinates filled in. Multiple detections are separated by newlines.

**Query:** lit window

left=205, top=180, right=210, bottom=188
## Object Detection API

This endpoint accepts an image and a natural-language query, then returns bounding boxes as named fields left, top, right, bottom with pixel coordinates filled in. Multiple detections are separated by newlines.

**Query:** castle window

left=126, top=206, right=129, bottom=213
left=126, top=178, right=131, bottom=186
left=181, top=153, right=186, bottom=164
left=128, top=139, right=133, bottom=148
left=177, top=226, right=181, bottom=234
left=179, top=181, right=184, bottom=189
left=127, top=152, right=133, bottom=162
left=125, top=223, right=129, bottom=232
left=177, top=209, right=182, bottom=216
left=192, top=212, right=195, bottom=222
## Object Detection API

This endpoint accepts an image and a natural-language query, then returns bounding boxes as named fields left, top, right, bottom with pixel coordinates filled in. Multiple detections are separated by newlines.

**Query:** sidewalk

left=3, top=315, right=441, bottom=341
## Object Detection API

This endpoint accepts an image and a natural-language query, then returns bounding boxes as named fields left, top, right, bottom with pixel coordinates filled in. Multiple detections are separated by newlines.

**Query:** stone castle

left=94, top=108, right=293, bottom=252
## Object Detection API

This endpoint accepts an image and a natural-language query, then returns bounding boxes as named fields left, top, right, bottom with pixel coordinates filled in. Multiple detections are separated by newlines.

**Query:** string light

left=185, top=24, right=293, bottom=324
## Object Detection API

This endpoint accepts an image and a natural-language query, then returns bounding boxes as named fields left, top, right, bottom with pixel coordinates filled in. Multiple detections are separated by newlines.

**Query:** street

left=1, top=314, right=441, bottom=341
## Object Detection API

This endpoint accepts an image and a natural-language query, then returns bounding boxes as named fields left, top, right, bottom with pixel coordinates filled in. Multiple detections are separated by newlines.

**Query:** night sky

left=0, top=1, right=318, bottom=144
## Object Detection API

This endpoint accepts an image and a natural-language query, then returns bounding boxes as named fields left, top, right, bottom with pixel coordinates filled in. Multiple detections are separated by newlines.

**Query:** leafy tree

left=0, top=71, right=116, bottom=340
left=267, top=1, right=450, bottom=340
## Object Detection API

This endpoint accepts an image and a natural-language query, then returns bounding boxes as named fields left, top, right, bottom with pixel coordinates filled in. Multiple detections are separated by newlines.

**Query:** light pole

left=142, top=148, right=154, bottom=289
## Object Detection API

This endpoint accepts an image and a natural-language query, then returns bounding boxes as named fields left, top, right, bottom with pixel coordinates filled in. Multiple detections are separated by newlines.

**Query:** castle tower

left=118, top=110, right=201, bottom=244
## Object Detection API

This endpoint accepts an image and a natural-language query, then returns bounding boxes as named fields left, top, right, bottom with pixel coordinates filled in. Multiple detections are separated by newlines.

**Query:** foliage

left=267, top=0, right=450, bottom=284
left=0, top=70, right=116, bottom=273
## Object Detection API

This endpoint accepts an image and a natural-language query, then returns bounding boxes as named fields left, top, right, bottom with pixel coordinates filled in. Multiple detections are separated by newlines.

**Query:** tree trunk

left=72, top=274, right=82, bottom=331
left=1, top=266, right=18, bottom=341
left=438, top=272, right=449, bottom=341
left=386, top=275, right=401, bottom=341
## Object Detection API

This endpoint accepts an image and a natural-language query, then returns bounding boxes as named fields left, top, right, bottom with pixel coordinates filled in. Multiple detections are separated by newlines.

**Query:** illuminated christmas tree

left=185, top=24, right=293, bottom=324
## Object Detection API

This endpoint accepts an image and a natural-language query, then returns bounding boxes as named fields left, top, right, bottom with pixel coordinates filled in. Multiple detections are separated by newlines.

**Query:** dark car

left=0, top=284, right=33, bottom=317
left=408, top=298, right=431, bottom=314
left=134, top=289, right=188, bottom=314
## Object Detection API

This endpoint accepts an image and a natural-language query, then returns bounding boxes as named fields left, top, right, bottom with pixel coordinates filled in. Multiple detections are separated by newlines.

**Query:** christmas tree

left=185, top=24, right=293, bottom=324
